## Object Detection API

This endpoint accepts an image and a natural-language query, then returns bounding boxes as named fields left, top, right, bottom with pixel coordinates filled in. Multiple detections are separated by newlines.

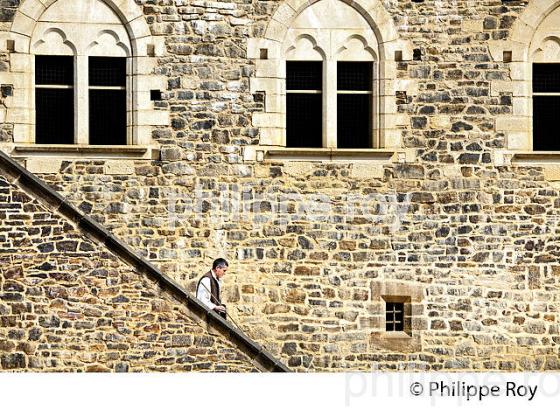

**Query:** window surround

left=245, top=0, right=415, bottom=164
left=0, top=0, right=167, bottom=160
left=369, top=281, right=424, bottom=352
left=494, top=0, right=560, bottom=171
left=384, top=297, right=409, bottom=333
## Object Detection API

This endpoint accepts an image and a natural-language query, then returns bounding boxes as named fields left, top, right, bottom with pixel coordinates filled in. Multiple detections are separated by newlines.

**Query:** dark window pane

left=36, top=55, right=73, bottom=85
left=287, top=61, right=322, bottom=90
left=533, top=64, right=560, bottom=93
left=386, top=319, right=394, bottom=332
left=89, top=57, right=126, bottom=87
left=89, top=90, right=126, bottom=145
left=36, top=89, right=74, bottom=144
left=287, top=94, right=322, bottom=148
left=386, top=302, right=404, bottom=332
left=338, top=62, right=372, bottom=91
left=337, top=94, right=371, bottom=148
left=533, top=96, right=560, bottom=151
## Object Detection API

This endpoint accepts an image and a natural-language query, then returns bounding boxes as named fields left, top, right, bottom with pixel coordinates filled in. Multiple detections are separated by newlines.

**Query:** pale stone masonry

left=0, top=173, right=265, bottom=372
left=1, top=0, right=560, bottom=371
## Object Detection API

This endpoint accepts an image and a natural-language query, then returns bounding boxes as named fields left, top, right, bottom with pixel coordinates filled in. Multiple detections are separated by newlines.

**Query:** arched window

left=32, top=0, right=131, bottom=145
left=248, top=0, right=412, bottom=159
left=529, top=7, right=560, bottom=151
left=1, top=0, right=167, bottom=155
left=284, top=0, right=378, bottom=148
left=501, top=0, right=560, bottom=158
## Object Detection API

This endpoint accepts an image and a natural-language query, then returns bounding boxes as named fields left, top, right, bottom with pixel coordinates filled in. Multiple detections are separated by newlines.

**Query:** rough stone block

left=544, top=165, right=560, bottom=181
left=259, top=128, right=284, bottom=146
left=462, top=20, right=483, bottom=32
left=252, top=112, right=284, bottom=128
left=11, top=12, right=35, bottom=37
left=1, top=353, right=26, bottom=369
left=104, top=161, right=134, bottom=175
left=351, top=163, right=384, bottom=179
left=507, top=131, right=531, bottom=150
left=283, top=162, right=313, bottom=178
left=496, top=116, right=528, bottom=132
left=25, top=159, right=62, bottom=174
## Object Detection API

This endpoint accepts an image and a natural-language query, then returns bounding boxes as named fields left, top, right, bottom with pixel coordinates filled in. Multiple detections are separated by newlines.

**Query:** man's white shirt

left=196, top=271, right=221, bottom=310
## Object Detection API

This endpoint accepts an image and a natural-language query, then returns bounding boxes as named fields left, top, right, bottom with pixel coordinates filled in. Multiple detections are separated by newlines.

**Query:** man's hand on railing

left=213, top=305, right=226, bottom=314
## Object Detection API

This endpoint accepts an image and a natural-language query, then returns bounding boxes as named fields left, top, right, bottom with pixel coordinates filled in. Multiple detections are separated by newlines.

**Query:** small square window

left=372, top=289, right=421, bottom=351
left=382, top=295, right=412, bottom=335
left=385, top=302, right=404, bottom=332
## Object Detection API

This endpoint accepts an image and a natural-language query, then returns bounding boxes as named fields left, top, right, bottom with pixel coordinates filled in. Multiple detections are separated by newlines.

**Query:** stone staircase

left=0, top=149, right=288, bottom=372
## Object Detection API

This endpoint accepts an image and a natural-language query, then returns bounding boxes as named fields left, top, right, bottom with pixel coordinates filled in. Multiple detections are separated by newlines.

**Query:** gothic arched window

left=1, top=0, right=168, bottom=155
left=284, top=0, right=378, bottom=149
left=530, top=6, right=560, bottom=151
left=32, top=0, right=131, bottom=145
left=248, top=0, right=411, bottom=159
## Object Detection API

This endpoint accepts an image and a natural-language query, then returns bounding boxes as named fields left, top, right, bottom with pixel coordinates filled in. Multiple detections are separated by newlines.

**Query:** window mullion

left=324, top=59, right=337, bottom=148
left=127, top=57, right=133, bottom=145
left=75, top=55, right=89, bottom=145
left=372, top=62, right=378, bottom=148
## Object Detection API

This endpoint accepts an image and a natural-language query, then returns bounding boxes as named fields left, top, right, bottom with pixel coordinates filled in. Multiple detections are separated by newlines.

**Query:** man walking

left=196, top=258, right=228, bottom=319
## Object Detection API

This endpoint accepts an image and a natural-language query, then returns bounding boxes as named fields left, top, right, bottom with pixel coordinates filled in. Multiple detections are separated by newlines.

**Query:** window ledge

left=496, top=151, right=560, bottom=181
left=370, top=331, right=421, bottom=353
left=244, top=147, right=414, bottom=163
left=511, top=151, right=560, bottom=165
left=381, top=331, right=413, bottom=340
left=9, top=144, right=159, bottom=160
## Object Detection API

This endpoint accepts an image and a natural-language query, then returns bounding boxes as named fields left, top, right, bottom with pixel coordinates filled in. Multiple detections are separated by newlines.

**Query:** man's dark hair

left=212, top=258, right=229, bottom=270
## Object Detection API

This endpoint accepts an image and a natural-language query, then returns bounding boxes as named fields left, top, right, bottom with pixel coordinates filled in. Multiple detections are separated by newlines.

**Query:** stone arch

left=248, top=0, right=413, bottom=154
left=285, top=34, right=327, bottom=61
left=509, top=0, right=560, bottom=60
left=32, top=27, right=77, bottom=55
left=335, top=34, right=378, bottom=61
left=532, top=36, right=560, bottom=62
left=86, top=30, right=131, bottom=57
left=264, top=0, right=401, bottom=60
left=1, top=0, right=168, bottom=149
left=494, top=0, right=560, bottom=154
left=11, top=0, right=150, bottom=55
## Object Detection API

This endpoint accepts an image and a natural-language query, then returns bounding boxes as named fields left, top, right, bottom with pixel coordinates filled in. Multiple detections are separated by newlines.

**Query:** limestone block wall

left=0, top=0, right=559, bottom=372
left=12, top=159, right=559, bottom=371
left=0, top=173, right=262, bottom=372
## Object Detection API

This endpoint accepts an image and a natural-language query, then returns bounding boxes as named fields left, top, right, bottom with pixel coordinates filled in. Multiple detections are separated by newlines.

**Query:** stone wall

left=0, top=0, right=560, bottom=371
left=14, top=158, right=560, bottom=371
left=0, top=173, right=262, bottom=372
